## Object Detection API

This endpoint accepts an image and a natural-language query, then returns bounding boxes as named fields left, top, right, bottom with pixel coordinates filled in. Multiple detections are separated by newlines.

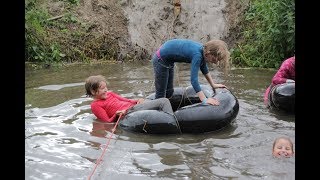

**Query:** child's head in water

left=272, top=137, right=294, bottom=158
left=85, top=75, right=108, bottom=100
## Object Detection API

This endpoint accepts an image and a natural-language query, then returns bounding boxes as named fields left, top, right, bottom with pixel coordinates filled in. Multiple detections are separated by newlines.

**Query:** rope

left=173, top=113, right=182, bottom=134
left=184, top=89, right=193, bottom=105
left=88, top=113, right=123, bottom=180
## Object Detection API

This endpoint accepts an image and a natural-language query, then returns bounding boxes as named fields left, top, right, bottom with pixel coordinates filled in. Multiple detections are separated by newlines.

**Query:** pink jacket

left=264, top=56, right=295, bottom=105
left=91, top=91, right=138, bottom=122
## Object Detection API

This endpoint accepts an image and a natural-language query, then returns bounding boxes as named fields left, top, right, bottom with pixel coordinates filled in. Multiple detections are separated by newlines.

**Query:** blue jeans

left=127, top=98, right=174, bottom=115
left=152, top=54, right=174, bottom=99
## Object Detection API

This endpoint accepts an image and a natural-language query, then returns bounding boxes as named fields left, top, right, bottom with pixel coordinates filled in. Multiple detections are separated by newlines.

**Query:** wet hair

left=272, top=136, right=294, bottom=153
left=203, top=39, right=230, bottom=72
left=85, top=75, right=106, bottom=97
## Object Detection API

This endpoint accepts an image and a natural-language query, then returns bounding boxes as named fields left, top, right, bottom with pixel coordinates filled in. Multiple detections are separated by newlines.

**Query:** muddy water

left=25, top=62, right=294, bottom=180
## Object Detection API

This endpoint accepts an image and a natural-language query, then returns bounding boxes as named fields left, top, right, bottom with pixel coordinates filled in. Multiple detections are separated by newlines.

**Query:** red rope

left=88, top=113, right=123, bottom=180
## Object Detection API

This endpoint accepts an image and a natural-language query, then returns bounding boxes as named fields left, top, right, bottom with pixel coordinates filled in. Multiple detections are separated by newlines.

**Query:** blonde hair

left=203, top=39, right=230, bottom=72
left=85, top=75, right=106, bottom=97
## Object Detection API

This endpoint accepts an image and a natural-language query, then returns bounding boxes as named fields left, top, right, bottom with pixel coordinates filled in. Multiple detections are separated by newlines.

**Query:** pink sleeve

left=91, top=103, right=116, bottom=123
left=272, top=58, right=293, bottom=85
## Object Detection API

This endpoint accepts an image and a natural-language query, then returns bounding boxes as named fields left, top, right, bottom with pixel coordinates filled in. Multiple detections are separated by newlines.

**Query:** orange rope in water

left=88, top=113, right=123, bottom=180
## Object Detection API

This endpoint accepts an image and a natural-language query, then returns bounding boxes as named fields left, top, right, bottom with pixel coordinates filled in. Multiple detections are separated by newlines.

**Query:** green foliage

left=25, top=1, right=51, bottom=63
left=231, top=0, right=295, bottom=68
left=25, top=10, right=66, bottom=64
left=25, top=0, right=119, bottom=66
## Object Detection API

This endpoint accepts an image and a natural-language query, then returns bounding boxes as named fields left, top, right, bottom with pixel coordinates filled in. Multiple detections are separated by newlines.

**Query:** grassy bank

left=230, top=0, right=295, bottom=68
left=25, top=0, right=119, bottom=68
left=25, top=0, right=295, bottom=69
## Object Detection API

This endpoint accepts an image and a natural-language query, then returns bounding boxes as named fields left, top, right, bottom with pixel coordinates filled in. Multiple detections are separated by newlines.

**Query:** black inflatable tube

left=174, top=87, right=239, bottom=133
left=119, top=85, right=239, bottom=134
left=119, top=110, right=180, bottom=134
left=270, top=82, right=295, bottom=112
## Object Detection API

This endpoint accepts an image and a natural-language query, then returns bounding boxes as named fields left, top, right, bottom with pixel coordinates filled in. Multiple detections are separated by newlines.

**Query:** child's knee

left=160, top=97, right=170, bottom=103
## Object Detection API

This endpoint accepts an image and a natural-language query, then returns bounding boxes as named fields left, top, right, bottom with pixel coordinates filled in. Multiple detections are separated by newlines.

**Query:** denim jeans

left=152, top=54, right=174, bottom=99
left=127, top=98, right=174, bottom=115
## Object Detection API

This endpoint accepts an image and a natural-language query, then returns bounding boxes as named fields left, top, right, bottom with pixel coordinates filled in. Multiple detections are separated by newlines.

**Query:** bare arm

left=197, top=91, right=220, bottom=106
left=201, top=72, right=227, bottom=106
left=204, top=72, right=227, bottom=89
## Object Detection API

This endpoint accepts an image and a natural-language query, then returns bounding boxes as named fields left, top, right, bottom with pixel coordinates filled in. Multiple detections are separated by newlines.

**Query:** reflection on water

left=25, top=62, right=294, bottom=180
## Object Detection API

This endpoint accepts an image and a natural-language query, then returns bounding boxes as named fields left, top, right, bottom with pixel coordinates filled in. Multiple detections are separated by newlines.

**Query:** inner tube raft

left=119, top=85, right=239, bottom=134
left=268, top=82, right=295, bottom=112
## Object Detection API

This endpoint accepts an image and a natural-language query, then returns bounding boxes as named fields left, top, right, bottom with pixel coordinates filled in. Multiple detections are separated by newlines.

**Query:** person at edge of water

left=151, top=38, right=230, bottom=106
left=272, top=136, right=294, bottom=158
left=264, top=56, right=295, bottom=107
left=84, top=75, right=175, bottom=123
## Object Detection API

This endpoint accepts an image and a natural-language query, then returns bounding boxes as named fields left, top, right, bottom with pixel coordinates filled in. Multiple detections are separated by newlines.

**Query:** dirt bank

left=46, top=0, right=248, bottom=61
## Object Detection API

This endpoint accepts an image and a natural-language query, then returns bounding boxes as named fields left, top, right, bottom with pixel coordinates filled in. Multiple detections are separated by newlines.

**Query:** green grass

left=25, top=0, right=118, bottom=66
left=231, top=0, right=295, bottom=68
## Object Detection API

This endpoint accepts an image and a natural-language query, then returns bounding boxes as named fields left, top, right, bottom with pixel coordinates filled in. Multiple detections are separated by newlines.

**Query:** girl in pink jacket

left=264, top=56, right=295, bottom=107
left=85, top=75, right=175, bottom=123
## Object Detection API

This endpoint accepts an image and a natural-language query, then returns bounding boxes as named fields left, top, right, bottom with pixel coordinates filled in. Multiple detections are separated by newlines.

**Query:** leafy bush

left=231, top=0, right=295, bottom=68
left=25, top=0, right=66, bottom=64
